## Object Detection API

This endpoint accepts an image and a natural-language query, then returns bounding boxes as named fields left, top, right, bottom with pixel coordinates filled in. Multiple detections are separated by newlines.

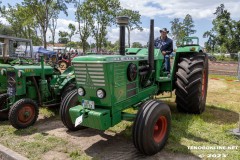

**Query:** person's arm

left=154, top=38, right=159, bottom=48
left=166, top=39, right=173, bottom=55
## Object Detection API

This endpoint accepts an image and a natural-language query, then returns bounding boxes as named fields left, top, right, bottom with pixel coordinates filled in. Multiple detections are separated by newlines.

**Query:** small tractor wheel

left=0, top=93, right=9, bottom=121
left=61, top=83, right=76, bottom=99
left=58, top=60, right=68, bottom=70
left=132, top=100, right=171, bottom=155
left=60, top=89, right=86, bottom=131
left=175, top=53, right=208, bottom=114
left=8, top=99, right=39, bottom=129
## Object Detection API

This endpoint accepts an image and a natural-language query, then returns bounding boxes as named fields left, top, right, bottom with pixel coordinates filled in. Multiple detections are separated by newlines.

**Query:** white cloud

left=120, top=0, right=240, bottom=19
left=0, top=17, right=9, bottom=25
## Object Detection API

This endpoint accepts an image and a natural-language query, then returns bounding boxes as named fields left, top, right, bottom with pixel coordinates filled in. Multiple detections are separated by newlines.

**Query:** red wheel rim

left=18, top=105, right=35, bottom=124
left=201, top=69, right=207, bottom=99
left=153, top=116, right=167, bottom=143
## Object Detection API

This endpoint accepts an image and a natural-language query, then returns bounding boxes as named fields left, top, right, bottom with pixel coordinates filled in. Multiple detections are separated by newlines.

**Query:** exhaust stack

left=116, top=16, right=129, bottom=56
left=148, top=19, right=154, bottom=71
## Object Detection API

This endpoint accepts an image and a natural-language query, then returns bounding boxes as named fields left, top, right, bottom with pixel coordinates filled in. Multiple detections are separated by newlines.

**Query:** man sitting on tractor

left=154, top=28, right=173, bottom=73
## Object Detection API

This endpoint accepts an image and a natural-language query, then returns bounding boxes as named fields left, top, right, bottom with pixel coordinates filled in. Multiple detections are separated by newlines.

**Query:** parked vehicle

left=60, top=17, right=208, bottom=155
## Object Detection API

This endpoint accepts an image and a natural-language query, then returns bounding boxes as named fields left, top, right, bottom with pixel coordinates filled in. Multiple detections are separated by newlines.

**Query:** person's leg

left=164, top=55, right=170, bottom=73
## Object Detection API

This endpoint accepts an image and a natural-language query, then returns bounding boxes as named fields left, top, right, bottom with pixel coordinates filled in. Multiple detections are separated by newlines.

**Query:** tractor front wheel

left=60, top=89, right=86, bottom=131
left=8, top=99, right=39, bottom=129
left=0, top=93, right=9, bottom=121
left=175, top=53, right=208, bottom=114
left=132, top=100, right=171, bottom=155
left=61, top=83, right=76, bottom=100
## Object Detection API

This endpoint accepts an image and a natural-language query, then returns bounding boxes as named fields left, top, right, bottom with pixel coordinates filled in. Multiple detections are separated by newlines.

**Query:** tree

left=66, top=41, right=77, bottom=51
left=117, top=9, right=142, bottom=47
left=132, top=42, right=142, bottom=48
left=84, top=0, right=121, bottom=52
left=203, top=30, right=216, bottom=52
left=170, top=18, right=185, bottom=45
left=0, top=24, right=14, bottom=36
left=22, top=0, right=73, bottom=48
left=48, top=13, right=58, bottom=46
left=203, top=4, right=240, bottom=53
left=183, top=14, right=196, bottom=36
left=0, top=3, right=41, bottom=45
left=68, top=23, right=76, bottom=42
left=75, top=0, right=93, bottom=53
left=58, top=31, right=69, bottom=44
left=170, top=14, right=196, bottom=46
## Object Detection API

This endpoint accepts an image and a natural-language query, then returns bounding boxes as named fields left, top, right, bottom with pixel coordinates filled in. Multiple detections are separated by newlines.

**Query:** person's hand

left=162, top=51, right=166, bottom=55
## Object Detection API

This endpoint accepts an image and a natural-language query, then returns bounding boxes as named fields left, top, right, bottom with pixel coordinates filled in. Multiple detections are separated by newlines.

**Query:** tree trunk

left=43, top=31, right=47, bottom=49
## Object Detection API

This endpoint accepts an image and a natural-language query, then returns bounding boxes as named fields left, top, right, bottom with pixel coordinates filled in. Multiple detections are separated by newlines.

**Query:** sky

left=1, top=0, right=240, bottom=47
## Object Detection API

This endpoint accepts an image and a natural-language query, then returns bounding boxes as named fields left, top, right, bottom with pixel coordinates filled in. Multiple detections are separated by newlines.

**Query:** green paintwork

left=0, top=60, right=75, bottom=113
left=176, top=36, right=203, bottom=53
left=70, top=105, right=111, bottom=130
left=0, top=35, right=33, bottom=94
left=68, top=36, right=204, bottom=130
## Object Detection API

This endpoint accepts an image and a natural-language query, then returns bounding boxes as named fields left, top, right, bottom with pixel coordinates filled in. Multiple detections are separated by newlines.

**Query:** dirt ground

left=1, top=78, right=239, bottom=160
left=36, top=116, right=199, bottom=160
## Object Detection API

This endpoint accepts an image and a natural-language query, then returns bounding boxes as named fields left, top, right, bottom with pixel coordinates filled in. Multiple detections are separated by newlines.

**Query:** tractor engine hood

left=5, top=65, right=54, bottom=77
left=72, top=49, right=162, bottom=63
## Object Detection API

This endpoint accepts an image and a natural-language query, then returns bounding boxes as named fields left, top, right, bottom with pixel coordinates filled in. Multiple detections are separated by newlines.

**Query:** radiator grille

left=73, top=63, right=105, bottom=86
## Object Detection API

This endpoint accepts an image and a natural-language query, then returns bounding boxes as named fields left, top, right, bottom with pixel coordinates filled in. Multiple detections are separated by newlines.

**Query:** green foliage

left=170, top=14, right=196, bottom=46
left=0, top=3, right=41, bottom=45
left=58, top=31, right=69, bottom=44
left=75, top=1, right=93, bottom=53
left=183, top=14, right=196, bottom=36
left=0, top=24, right=14, bottom=36
left=66, top=41, right=77, bottom=50
left=83, top=0, right=121, bottom=52
left=68, top=23, right=76, bottom=42
left=117, top=9, right=142, bottom=47
left=204, top=4, right=240, bottom=54
left=21, top=0, right=74, bottom=48
left=131, top=42, right=143, bottom=48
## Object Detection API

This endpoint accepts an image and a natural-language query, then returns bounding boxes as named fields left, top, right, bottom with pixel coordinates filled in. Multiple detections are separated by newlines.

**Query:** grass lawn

left=110, top=75, right=240, bottom=159
left=0, top=75, right=239, bottom=159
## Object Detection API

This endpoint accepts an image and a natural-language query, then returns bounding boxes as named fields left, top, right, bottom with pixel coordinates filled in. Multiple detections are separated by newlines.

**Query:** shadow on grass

left=0, top=107, right=62, bottom=136
left=65, top=126, right=200, bottom=160
left=64, top=101, right=201, bottom=159
left=202, top=105, right=239, bottom=125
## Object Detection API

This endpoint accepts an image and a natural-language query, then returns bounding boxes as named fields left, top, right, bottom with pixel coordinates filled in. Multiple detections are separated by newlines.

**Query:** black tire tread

left=60, top=89, right=85, bottom=131
left=175, top=53, right=208, bottom=114
left=132, top=100, right=171, bottom=155
left=8, top=98, right=39, bottom=129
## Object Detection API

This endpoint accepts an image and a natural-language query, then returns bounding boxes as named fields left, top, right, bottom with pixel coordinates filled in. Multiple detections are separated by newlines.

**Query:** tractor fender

left=58, top=75, right=75, bottom=91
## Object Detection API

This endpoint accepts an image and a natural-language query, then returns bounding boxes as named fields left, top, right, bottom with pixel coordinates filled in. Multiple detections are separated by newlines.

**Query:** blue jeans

left=164, top=55, right=170, bottom=72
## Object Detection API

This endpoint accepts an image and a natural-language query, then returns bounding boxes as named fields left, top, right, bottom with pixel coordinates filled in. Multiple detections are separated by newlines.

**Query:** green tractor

left=0, top=39, right=76, bottom=129
left=60, top=17, right=208, bottom=155
left=0, top=35, right=35, bottom=94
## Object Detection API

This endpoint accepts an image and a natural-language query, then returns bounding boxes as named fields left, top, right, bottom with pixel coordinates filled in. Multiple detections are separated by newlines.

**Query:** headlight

left=78, top=87, right=85, bottom=96
left=96, top=89, right=106, bottom=99
left=18, top=70, right=23, bottom=77
left=1, top=69, right=6, bottom=75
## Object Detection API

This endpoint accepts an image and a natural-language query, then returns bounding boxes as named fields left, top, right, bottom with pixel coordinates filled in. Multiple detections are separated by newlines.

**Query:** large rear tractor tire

left=175, top=53, right=208, bottom=114
left=132, top=100, right=171, bottom=155
left=60, top=89, right=86, bottom=131
left=0, top=93, right=9, bottom=121
left=8, top=99, right=39, bottom=129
